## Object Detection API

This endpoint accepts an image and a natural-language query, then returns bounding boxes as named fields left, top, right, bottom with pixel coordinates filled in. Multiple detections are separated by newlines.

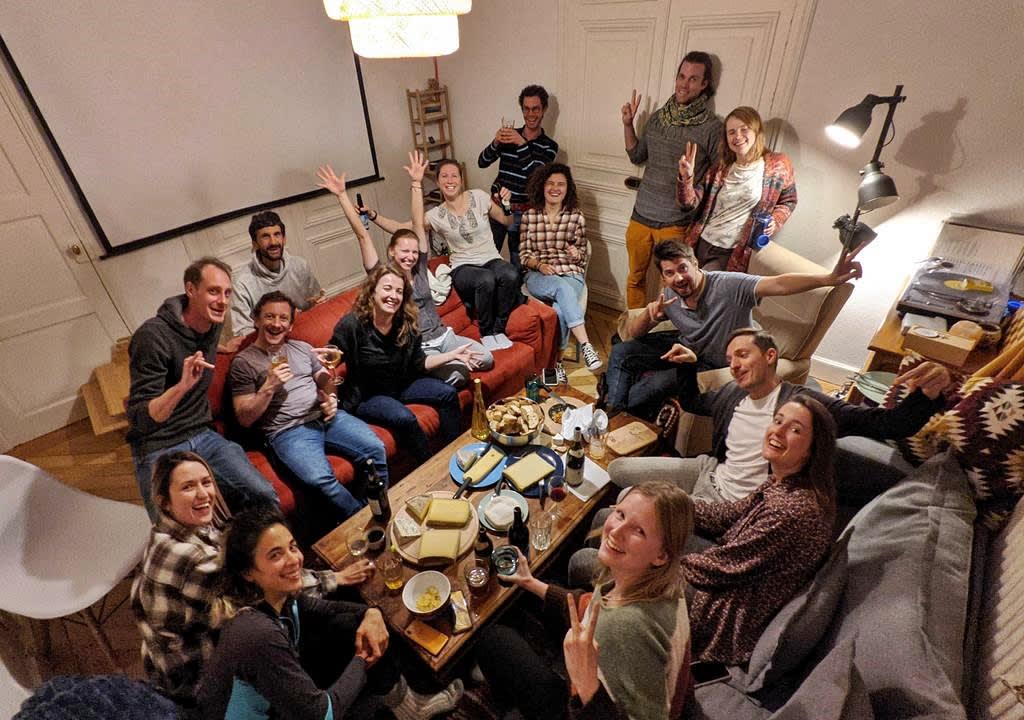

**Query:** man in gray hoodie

left=127, top=257, right=277, bottom=519
left=228, top=211, right=324, bottom=346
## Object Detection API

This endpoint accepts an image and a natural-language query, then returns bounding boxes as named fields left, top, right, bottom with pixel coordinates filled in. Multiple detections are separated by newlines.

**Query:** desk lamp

left=826, top=85, right=907, bottom=250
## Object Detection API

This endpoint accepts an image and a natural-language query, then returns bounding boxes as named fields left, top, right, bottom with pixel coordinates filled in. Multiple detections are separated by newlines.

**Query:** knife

left=539, top=477, right=547, bottom=509
left=454, top=441, right=493, bottom=499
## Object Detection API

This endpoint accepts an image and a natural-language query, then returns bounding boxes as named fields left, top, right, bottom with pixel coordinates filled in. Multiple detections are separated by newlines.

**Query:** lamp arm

left=868, top=84, right=906, bottom=165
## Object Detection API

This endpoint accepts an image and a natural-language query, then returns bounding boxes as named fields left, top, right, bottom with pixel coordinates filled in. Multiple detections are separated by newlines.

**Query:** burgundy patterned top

left=682, top=476, right=833, bottom=664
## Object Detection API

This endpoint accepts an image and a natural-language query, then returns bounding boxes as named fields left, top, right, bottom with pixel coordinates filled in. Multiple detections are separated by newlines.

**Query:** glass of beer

left=319, top=344, right=343, bottom=389
left=379, top=553, right=404, bottom=591
left=269, top=349, right=287, bottom=371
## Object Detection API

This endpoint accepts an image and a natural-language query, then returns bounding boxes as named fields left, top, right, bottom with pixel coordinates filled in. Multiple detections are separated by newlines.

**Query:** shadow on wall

left=894, top=97, right=968, bottom=208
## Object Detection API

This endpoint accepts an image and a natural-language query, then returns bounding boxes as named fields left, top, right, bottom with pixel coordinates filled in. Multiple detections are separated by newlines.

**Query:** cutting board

left=606, top=421, right=658, bottom=456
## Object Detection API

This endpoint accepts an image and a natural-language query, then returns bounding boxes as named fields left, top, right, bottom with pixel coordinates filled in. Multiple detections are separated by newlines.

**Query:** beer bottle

left=474, top=526, right=494, bottom=559
left=509, top=507, right=530, bottom=557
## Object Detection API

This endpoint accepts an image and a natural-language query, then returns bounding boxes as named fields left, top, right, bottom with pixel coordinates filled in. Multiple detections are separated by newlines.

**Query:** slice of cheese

left=484, top=496, right=518, bottom=531
left=425, top=499, right=471, bottom=528
left=418, top=529, right=461, bottom=562
left=503, top=452, right=555, bottom=492
left=393, top=513, right=423, bottom=543
left=464, top=447, right=504, bottom=485
left=405, top=495, right=433, bottom=523
left=455, top=447, right=481, bottom=471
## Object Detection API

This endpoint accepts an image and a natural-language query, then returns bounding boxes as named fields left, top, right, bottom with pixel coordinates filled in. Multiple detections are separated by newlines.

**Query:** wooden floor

left=2, top=301, right=836, bottom=691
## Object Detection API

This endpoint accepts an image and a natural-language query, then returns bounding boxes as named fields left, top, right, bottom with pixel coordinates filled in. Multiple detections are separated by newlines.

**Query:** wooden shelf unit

left=407, top=85, right=461, bottom=208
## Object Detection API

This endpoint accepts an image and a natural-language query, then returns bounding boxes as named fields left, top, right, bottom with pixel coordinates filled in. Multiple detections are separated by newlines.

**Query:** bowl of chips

left=403, top=570, right=451, bottom=618
left=487, top=397, right=544, bottom=447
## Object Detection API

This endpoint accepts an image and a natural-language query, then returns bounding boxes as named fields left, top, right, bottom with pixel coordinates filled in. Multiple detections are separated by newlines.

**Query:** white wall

left=775, top=0, right=1024, bottom=373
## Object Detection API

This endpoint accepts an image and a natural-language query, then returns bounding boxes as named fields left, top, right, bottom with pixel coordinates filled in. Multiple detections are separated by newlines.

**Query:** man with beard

left=622, top=51, right=722, bottom=308
left=127, top=258, right=277, bottom=519
left=228, top=211, right=325, bottom=346
left=605, top=240, right=863, bottom=417
left=230, top=291, right=387, bottom=522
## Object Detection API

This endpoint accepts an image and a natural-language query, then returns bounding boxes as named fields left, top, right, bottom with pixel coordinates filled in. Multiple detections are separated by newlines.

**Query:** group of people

left=122, top=49, right=959, bottom=720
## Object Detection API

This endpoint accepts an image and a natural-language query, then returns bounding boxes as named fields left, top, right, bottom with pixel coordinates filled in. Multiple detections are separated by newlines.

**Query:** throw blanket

left=429, top=263, right=453, bottom=305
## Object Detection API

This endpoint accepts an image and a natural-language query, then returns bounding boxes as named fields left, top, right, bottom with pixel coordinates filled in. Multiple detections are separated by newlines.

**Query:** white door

left=0, top=58, right=129, bottom=451
left=558, top=0, right=817, bottom=309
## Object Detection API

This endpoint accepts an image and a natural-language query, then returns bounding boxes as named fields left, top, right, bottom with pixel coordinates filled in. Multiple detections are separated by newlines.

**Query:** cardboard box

left=903, top=326, right=977, bottom=367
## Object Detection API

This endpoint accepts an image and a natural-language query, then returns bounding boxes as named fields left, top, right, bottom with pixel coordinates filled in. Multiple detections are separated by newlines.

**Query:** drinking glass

left=319, top=344, right=343, bottom=389
left=529, top=511, right=554, bottom=553
left=379, top=553, right=404, bottom=591
left=347, top=531, right=368, bottom=558
left=463, top=557, right=491, bottom=595
left=269, top=348, right=287, bottom=371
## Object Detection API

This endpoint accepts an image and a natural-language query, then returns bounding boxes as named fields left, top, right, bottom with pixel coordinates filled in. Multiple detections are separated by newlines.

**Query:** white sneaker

left=581, top=342, right=602, bottom=370
left=392, top=678, right=464, bottom=720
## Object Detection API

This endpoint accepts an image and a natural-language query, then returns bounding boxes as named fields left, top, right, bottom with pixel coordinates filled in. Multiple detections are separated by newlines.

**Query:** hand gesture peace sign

left=564, top=594, right=602, bottom=704
left=677, top=141, right=698, bottom=180
left=621, top=89, right=642, bottom=127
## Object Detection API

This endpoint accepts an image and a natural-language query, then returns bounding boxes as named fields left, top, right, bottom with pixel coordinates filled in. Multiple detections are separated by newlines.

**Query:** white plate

left=476, top=490, right=528, bottom=532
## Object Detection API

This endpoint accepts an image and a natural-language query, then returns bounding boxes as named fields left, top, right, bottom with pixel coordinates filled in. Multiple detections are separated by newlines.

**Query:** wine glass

left=318, top=344, right=343, bottom=390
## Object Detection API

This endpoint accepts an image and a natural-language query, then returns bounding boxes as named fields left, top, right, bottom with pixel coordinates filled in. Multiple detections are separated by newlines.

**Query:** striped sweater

left=477, top=127, right=558, bottom=204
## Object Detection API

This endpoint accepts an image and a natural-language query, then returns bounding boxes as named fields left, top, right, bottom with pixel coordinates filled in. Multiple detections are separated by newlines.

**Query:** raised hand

left=829, top=242, right=865, bottom=285
left=564, top=595, right=601, bottom=704
left=316, top=165, right=346, bottom=196
left=677, top=141, right=698, bottom=180
left=178, top=351, right=215, bottom=392
left=621, top=89, right=642, bottom=127
left=646, top=293, right=678, bottom=324
left=660, top=343, right=697, bottom=364
left=893, top=361, right=954, bottom=399
left=403, top=150, right=428, bottom=183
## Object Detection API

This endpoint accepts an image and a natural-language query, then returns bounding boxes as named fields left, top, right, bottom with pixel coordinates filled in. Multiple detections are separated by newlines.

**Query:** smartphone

left=690, top=661, right=730, bottom=688
left=355, top=192, right=369, bottom=230
left=541, top=367, right=559, bottom=387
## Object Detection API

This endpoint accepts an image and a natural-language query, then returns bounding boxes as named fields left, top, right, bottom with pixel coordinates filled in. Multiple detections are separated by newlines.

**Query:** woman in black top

left=197, top=504, right=463, bottom=719
left=330, top=264, right=464, bottom=461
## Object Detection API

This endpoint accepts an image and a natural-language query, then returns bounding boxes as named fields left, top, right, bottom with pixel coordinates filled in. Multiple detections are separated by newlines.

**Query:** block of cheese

left=424, top=499, right=471, bottom=528
left=392, top=513, right=423, bottom=543
left=455, top=447, right=481, bottom=471
left=418, top=529, right=461, bottom=563
left=502, top=452, right=555, bottom=492
left=405, top=495, right=433, bottom=523
left=464, top=447, right=504, bottom=485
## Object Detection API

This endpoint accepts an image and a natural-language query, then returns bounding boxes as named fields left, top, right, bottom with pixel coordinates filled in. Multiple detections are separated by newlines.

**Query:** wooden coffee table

left=312, top=385, right=658, bottom=676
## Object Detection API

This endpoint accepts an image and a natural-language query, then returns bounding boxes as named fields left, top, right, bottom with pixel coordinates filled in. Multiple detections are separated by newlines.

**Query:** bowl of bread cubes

left=487, top=397, right=543, bottom=447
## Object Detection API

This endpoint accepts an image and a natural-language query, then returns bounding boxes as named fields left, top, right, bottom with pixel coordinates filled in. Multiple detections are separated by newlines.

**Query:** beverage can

left=524, top=374, right=541, bottom=402
left=748, top=211, right=772, bottom=250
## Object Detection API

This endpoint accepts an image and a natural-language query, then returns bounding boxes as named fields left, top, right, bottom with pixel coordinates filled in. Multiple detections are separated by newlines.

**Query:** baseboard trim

left=809, top=355, right=861, bottom=387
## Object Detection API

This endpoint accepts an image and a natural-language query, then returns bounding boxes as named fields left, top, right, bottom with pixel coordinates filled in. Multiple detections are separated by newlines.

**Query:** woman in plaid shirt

left=130, top=451, right=371, bottom=707
left=520, top=163, right=602, bottom=370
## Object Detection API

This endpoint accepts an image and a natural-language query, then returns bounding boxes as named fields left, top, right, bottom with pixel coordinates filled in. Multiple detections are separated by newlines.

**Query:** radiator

left=972, top=498, right=1024, bottom=719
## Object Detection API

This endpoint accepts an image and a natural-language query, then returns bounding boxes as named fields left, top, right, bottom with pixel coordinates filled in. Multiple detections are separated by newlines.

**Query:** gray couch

left=689, top=437, right=1018, bottom=719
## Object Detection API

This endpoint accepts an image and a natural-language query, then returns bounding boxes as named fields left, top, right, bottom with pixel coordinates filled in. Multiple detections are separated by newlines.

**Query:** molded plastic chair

left=0, top=455, right=152, bottom=671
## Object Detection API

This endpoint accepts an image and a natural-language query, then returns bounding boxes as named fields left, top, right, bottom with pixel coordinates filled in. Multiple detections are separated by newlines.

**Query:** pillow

left=741, top=528, right=851, bottom=693
left=769, top=636, right=874, bottom=720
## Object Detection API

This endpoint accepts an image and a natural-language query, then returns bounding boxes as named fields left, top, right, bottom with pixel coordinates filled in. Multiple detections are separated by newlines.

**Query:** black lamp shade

left=858, top=161, right=898, bottom=211
left=825, top=95, right=877, bottom=148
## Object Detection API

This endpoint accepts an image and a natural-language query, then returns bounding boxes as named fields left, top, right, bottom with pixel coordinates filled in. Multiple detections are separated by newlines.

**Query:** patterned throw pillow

left=881, top=355, right=1024, bottom=528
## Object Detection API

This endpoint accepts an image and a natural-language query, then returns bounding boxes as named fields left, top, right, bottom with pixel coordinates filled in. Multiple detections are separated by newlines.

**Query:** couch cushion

left=822, top=450, right=974, bottom=718
left=742, top=528, right=851, bottom=693
left=768, top=636, right=873, bottom=720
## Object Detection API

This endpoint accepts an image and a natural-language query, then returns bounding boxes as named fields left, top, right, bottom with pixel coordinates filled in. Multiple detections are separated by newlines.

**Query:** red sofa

left=207, top=257, right=559, bottom=519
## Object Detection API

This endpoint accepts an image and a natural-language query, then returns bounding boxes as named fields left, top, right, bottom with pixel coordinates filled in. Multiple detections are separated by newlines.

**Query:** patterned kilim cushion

left=881, top=354, right=964, bottom=464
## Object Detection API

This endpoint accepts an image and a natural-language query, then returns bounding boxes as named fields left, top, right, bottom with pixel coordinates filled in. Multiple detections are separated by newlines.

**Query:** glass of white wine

left=319, top=344, right=343, bottom=390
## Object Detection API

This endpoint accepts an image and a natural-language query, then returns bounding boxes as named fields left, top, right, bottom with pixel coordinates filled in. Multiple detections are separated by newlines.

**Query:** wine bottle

left=508, top=507, right=530, bottom=557
left=474, top=526, right=494, bottom=559
left=356, top=192, right=370, bottom=230
left=471, top=378, right=489, bottom=441
left=365, top=459, right=391, bottom=523
left=565, top=428, right=585, bottom=487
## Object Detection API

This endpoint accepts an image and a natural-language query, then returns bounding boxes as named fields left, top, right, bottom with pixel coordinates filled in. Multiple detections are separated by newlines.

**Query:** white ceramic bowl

left=402, top=570, right=452, bottom=618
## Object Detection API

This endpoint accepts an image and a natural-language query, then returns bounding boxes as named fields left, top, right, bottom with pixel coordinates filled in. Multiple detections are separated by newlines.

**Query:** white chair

left=0, top=455, right=152, bottom=672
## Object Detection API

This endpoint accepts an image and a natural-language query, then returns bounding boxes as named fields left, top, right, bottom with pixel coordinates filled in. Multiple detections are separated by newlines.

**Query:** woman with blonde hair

left=131, top=451, right=368, bottom=708
left=476, top=481, right=695, bottom=719
left=677, top=105, right=797, bottom=272
left=329, top=264, right=462, bottom=462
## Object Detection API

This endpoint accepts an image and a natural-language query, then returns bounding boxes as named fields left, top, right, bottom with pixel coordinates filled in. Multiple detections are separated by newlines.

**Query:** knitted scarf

left=650, top=94, right=711, bottom=129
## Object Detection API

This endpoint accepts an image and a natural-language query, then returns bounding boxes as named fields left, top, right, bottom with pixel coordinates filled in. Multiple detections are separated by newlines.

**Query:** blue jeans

left=132, top=428, right=277, bottom=521
left=606, top=332, right=684, bottom=419
left=355, top=377, right=461, bottom=462
left=269, top=413, right=385, bottom=522
left=490, top=213, right=523, bottom=270
left=525, top=271, right=585, bottom=347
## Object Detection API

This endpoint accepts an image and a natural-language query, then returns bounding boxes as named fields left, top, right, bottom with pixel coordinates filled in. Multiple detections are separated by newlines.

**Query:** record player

left=896, top=263, right=1008, bottom=328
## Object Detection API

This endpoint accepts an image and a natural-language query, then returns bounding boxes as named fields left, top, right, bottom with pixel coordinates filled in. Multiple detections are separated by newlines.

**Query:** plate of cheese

left=449, top=442, right=506, bottom=489
left=502, top=446, right=563, bottom=497
left=388, top=491, right=479, bottom=566
left=477, top=491, right=529, bottom=532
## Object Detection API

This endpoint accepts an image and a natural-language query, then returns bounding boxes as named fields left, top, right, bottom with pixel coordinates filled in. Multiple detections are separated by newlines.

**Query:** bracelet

left=411, top=183, right=422, bottom=189
left=370, top=210, right=378, bottom=221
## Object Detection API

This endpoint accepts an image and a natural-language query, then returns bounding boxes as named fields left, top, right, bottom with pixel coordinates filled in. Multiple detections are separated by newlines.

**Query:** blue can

left=525, top=374, right=541, bottom=402
left=748, top=211, right=772, bottom=250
